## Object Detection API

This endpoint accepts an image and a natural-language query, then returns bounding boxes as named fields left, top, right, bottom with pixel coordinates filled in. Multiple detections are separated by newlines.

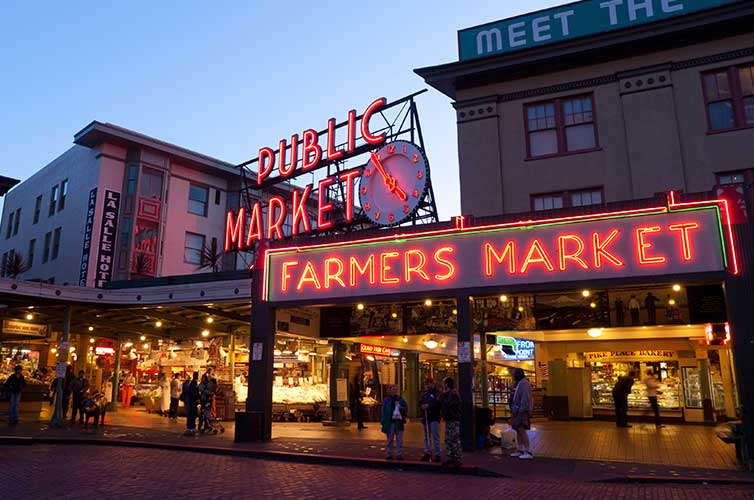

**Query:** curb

left=595, top=475, right=754, bottom=485
left=0, top=435, right=505, bottom=478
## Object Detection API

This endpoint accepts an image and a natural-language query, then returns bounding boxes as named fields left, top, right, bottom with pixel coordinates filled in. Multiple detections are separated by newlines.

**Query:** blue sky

left=0, top=0, right=563, bottom=220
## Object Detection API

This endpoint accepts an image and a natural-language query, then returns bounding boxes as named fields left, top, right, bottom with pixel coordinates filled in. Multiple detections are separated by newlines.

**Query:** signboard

left=494, top=336, right=535, bottom=361
left=79, top=187, right=97, bottom=286
left=94, top=190, right=121, bottom=288
left=55, top=361, right=67, bottom=378
left=251, top=342, right=264, bottom=361
left=265, top=206, right=729, bottom=303
left=584, top=350, right=677, bottom=362
left=336, top=377, right=349, bottom=402
left=2, top=320, right=47, bottom=337
left=458, top=0, right=741, bottom=61
left=458, top=341, right=471, bottom=363
left=360, top=343, right=399, bottom=357
left=94, top=346, right=115, bottom=356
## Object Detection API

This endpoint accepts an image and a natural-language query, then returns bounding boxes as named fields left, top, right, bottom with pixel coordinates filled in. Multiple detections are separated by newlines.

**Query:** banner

left=79, top=187, right=97, bottom=286
left=583, top=350, right=677, bottom=362
left=95, top=190, right=121, bottom=288
left=2, top=320, right=47, bottom=338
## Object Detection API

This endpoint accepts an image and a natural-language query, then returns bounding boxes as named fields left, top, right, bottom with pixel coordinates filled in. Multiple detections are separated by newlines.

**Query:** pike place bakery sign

left=263, top=204, right=733, bottom=304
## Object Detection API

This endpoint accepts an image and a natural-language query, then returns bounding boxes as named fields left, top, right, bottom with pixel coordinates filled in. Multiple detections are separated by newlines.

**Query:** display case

left=682, top=366, right=703, bottom=409
left=589, top=362, right=680, bottom=410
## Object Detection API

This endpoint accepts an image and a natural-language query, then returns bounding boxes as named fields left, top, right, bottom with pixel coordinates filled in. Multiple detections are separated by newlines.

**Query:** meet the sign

left=264, top=207, right=728, bottom=304
left=95, top=190, right=121, bottom=288
left=2, top=320, right=47, bottom=338
left=79, top=187, right=97, bottom=286
left=584, top=350, right=677, bottom=362
left=458, top=0, right=740, bottom=61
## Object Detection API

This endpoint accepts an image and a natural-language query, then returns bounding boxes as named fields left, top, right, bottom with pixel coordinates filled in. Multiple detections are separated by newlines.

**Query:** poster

left=336, top=378, right=348, bottom=402
left=251, top=342, right=263, bottom=361
left=458, top=341, right=471, bottom=363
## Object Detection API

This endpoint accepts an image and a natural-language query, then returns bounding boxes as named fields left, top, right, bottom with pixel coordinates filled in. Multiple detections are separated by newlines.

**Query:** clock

left=359, top=140, right=430, bottom=226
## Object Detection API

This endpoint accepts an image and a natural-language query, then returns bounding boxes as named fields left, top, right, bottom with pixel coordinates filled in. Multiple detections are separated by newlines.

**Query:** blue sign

left=458, top=0, right=742, bottom=61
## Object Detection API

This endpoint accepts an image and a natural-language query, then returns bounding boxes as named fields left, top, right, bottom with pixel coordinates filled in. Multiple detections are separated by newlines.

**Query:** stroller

left=198, top=378, right=225, bottom=435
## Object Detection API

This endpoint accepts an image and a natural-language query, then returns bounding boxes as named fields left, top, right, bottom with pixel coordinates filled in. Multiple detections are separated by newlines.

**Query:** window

left=27, top=239, right=35, bottom=268
left=51, top=227, right=61, bottom=260
left=33, top=195, right=42, bottom=224
left=525, top=94, right=597, bottom=158
left=49, top=185, right=59, bottom=216
left=184, top=232, right=205, bottom=264
left=5, top=211, right=13, bottom=239
left=215, top=189, right=221, bottom=205
left=43, top=232, right=51, bottom=263
left=13, top=208, right=20, bottom=236
left=717, top=172, right=745, bottom=185
left=702, top=64, right=754, bottom=132
left=58, top=179, right=68, bottom=211
left=188, top=184, right=209, bottom=216
left=139, top=168, right=163, bottom=200
left=532, top=187, right=604, bottom=211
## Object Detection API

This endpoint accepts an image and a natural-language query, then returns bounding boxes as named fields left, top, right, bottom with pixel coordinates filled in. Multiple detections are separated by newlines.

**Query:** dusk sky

left=0, top=0, right=563, bottom=219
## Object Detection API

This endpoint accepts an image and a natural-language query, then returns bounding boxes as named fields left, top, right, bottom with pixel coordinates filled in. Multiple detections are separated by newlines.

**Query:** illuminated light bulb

left=452, top=309, right=458, bottom=315
left=155, top=321, right=162, bottom=328
left=500, top=295, right=508, bottom=302
left=424, top=299, right=432, bottom=307
left=669, top=299, right=676, bottom=306
left=424, top=339, right=439, bottom=349
left=70, top=347, right=75, bottom=352
left=274, top=349, right=282, bottom=356
left=590, top=302, right=596, bottom=308
left=587, top=328, right=603, bottom=338
left=140, top=335, right=146, bottom=341
left=582, top=290, right=590, bottom=298
left=201, top=329, right=210, bottom=337
left=518, top=306, right=524, bottom=312
left=206, top=317, right=214, bottom=324
left=672, top=284, right=681, bottom=292
left=89, top=338, right=95, bottom=343
left=124, top=342, right=133, bottom=348
left=25, top=313, right=33, bottom=320
left=51, top=348, right=57, bottom=353
left=440, top=341, right=447, bottom=348
left=391, top=312, right=398, bottom=319
left=142, top=343, right=149, bottom=349
left=367, top=355, right=375, bottom=361
left=357, top=303, right=365, bottom=311
left=88, top=326, right=94, bottom=332
left=528, top=361, right=534, bottom=366
left=401, top=336, right=408, bottom=343
left=195, top=341, right=203, bottom=348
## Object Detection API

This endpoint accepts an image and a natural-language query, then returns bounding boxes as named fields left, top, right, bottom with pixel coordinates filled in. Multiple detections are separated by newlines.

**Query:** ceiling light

left=672, top=284, right=681, bottom=292
left=366, top=355, right=375, bottom=361
left=124, top=342, right=133, bottom=348
left=424, top=299, right=432, bottom=306
left=195, top=341, right=203, bottom=348
left=590, top=302, right=596, bottom=308
left=201, top=329, right=210, bottom=337
left=88, top=326, right=94, bottom=332
left=518, top=306, right=524, bottom=312
left=391, top=312, right=398, bottom=319
left=50, top=348, right=57, bottom=353
left=206, top=317, right=214, bottom=324
left=140, top=335, right=146, bottom=341
left=155, top=321, right=162, bottom=328
left=357, top=303, right=365, bottom=311
left=440, top=341, right=447, bottom=348
left=587, top=328, right=603, bottom=338
left=582, top=290, right=590, bottom=298
left=499, top=295, right=508, bottom=302
left=669, top=299, right=676, bottom=306
left=25, top=313, right=33, bottom=320
left=424, top=339, right=439, bottom=349
left=70, top=347, right=75, bottom=352
left=142, top=343, right=149, bottom=349
left=401, top=336, right=408, bottom=343
left=452, top=309, right=458, bottom=315
left=282, top=349, right=292, bottom=355
left=274, top=349, right=282, bottom=356
left=89, top=338, right=95, bottom=343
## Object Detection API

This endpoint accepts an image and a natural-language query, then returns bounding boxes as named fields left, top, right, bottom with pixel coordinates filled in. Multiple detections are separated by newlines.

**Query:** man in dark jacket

left=69, top=370, right=90, bottom=426
left=439, top=377, right=462, bottom=467
left=419, top=377, right=442, bottom=462
left=185, top=372, right=200, bottom=433
left=4, top=365, right=25, bottom=424
left=612, top=371, right=635, bottom=428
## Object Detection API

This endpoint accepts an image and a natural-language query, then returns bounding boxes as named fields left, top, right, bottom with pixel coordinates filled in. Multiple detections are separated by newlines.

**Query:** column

left=326, top=341, right=349, bottom=426
left=50, top=306, right=72, bottom=427
left=110, top=336, right=122, bottom=412
left=456, top=295, right=475, bottom=451
left=404, top=351, right=420, bottom=418
left=698, top=358, right=715, bottom=424
left=719, top=349, right=737, bottom=418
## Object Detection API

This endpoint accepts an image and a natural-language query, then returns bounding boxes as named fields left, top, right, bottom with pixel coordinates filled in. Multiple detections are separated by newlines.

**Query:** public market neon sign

left=262, top=199, right=736, bottom=303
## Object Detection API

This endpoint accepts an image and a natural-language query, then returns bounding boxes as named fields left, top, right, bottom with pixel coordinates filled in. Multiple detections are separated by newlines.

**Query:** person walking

left=158, top=373, right=171, bottom=417
left=184, top=372, right=200, bottom=433
left=349, top=373, right=366, bottom=430
left=4, top=365, right=25, bottom=424
left=643, top=370, right=664, bottom=428
left=69, top=370, right=89, bottom=426
left=121, top=372, right=136, bottom=409
left=380, top=385, right=407, bottom=460
left=419, top=377, right=442, bottom=462
left=509, top=368, right=534, bottom=459
left=169, top=372, right=182, bottom=420
left=62, top=365, right=74, bottom=418
left=439, top=376, right=463, bottom=467
left=612, top=371, right=635, bottom=428
left=645, top=293, right=660, bottom=325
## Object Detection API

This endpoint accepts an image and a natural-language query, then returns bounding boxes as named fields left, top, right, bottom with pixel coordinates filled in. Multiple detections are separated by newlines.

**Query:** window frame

left=42, top=231, right=52, bottom=263
left=716, top=171, right=746, bottom=186
left=51, top=227, right=62, bottom=260
left=531, top=187, right=605, bottom=212
left=13, top=208, right=20, bottom=236
left=5, top=211, right=13, bottom=239
left=28, top=239, right=36, bottom=268
left=58, top=179, right=68, bottom=211
left=524, top=93, right=600, bottom=160
left=183, top=231, right=206, bottom=265
left=33, top=195, right=42, bottom=224
left=49, top=185, right=59, bottom=216
left=188, top=183, right=209, bottom=217
left=702, top=63, right=754, bottom=134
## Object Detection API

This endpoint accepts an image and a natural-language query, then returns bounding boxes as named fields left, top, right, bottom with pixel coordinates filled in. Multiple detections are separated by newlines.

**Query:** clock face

left=359, top=140, right=429, bottom=226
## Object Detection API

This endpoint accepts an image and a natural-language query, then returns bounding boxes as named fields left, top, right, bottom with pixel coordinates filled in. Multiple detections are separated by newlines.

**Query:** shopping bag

left=501, top=428, right=518, bottom=449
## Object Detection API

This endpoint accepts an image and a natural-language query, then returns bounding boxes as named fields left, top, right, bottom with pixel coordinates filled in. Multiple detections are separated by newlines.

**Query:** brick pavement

left=3, top=444, right=753, bottom=500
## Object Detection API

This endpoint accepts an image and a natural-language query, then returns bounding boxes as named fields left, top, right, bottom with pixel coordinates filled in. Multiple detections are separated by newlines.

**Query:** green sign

left=458, top=0, right=742, bottom=61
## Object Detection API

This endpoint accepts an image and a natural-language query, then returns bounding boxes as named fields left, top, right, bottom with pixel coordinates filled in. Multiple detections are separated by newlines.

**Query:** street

left=3, top=444, right=753, bottom=500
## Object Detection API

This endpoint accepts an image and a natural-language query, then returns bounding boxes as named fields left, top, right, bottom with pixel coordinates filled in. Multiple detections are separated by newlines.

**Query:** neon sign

left=263, top=202, right=732, bottom=303
left=360, top=343, right=399, bottom=357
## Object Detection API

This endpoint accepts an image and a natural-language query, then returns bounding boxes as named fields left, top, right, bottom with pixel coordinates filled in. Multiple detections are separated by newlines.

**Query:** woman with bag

left=509, top=368, right=534, bottom=460
left=380, top=385, right=408, bottom=460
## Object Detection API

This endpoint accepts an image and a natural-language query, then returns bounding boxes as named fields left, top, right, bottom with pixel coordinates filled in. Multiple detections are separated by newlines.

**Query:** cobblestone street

left=4, top=444, right=753, bottom=500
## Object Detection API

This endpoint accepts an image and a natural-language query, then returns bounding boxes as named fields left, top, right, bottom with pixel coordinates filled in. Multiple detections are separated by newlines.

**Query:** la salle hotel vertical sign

left=94, top=190, right=121, bottom=288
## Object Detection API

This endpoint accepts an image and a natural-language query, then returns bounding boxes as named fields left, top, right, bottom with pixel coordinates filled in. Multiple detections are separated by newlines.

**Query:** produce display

left=272, top=384, right=329, bottom=404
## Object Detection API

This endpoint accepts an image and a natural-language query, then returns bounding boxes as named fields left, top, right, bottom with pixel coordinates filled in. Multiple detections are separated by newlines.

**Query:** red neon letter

left=258, top=147, right=275, bottom=185
left=291, top=184, right=312, bottom=236
left=635, top=226, right=666, bottom=265
left=361, top=97, right=387, bottom=145
left=380, top=251, right=400, bottom=284
left=339, top=169, right=360, bottom=223
left=302, top=129, right=322, bottom=171
left=592, top=229, right=624, bottom=268
left=324, top=257, right=346, bottom=289
left=267, top=195, right=286, bottom=240
left=484, top=241, right=516, bottom=276
left=278, top=135, right=298, bottom=177
left=404, top=249, right=430, bottom=283
left=434, top=247, right=456, bottom=281
left=668, top=222, right=700, bottom=262
left=557, top=234, right=589, bottom=271
left=326, top=118, right=343, bottom=162
left=245, top=201, right=263, bottom=247
left=317, top=177, right=335, bottom=230
left=347, top=109, right=356, bottom=153
left=349, top=255, right=375, bottom=286
left=225, top=207, right=245, bottom=252
left=520, top=239, right=555, bottom=274
left=281, top=261, right=299, bottom=293
left=296, top=261, right=322, bottom=291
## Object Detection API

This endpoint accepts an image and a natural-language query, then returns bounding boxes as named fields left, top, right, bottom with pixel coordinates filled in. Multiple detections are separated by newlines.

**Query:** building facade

left=416, top=0, right=754, bottom=217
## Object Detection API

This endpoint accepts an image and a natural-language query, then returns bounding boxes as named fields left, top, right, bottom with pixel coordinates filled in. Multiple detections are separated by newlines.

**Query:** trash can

left=235, top=411, right=267, bottom=442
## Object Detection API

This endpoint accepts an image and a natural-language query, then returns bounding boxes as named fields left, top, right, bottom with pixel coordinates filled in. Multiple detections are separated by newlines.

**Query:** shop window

left=27, top=239, right=35, bottom=268
left=702, top=63, right=754, bottom=132
left=532, top=187, right=604, bottom=211
left=49, top=185, right=59, bottom=216
left=58, top=179, right=68, bottom=211
left=5, top=210, right=13, bottom=239
left=717, top=171, right=745, bottom=185
left=188, top=184, right=209, bottom=216
left=532, top=194, right=564, bottom=211
left=42, top=231, right=51, bottom=263
left=51, top=227, right=61, bottom=260
left=525, top=93, right=598, bottom=159
left=184, top=232, right=205, bottom=265
left=571, top=189, right=602, bottom=207
left=33, top=195, right=42, bottom=224
left=13, top=208, right=20, bottom=236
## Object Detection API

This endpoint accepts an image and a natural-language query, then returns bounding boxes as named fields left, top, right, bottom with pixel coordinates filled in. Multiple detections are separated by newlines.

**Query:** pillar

left=480, top=324, right=488, bottom=409
left=50, top=306, right=71, bottom=427
left=456, top=295, right=475, bottom=451
left=110, top=336, right=122, bottom=412
left=719, top=349, right=737, bottom=418
left=698, top=358, right=715, bottom=424
left=404, top=351, right=420, bottom=418
left=326, top=341, right=349, bottom=425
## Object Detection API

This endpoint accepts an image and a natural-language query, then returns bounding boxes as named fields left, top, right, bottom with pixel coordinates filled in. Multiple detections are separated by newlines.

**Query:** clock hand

left=370, top=152, right=408, bottom=201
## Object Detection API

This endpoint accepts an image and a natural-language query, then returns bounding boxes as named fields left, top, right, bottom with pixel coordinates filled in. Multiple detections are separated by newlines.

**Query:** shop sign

left=79, top=187, right=97, bottom=286
left=495, top=336, right=535, bottom=360
left=584, top=350, right=677, bottom=362
left=458, top=0, right=740, bottom=61
left=264, top=205, right=731, bottom=303
left=2, top=320, right=47, bottom=338
left=94, top=346, right=115, bottom=356
left=360, top=343, right=399, bottom=357
left=94, top=190, right=121, bottom=288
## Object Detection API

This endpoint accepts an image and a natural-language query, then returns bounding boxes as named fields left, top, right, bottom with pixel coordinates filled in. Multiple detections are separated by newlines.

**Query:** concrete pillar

left=50, top=306, right=72, bottom=427
left=326, top=341, right=350, bottom=425
left=456, top=295, right=475, bottom=451
left=110, top=336, right=122, bottom=412
left=238, top=298, right=274, bottom=441
left=719, top=349, right=737, bottom=418
left=698, top=358, right=715, bottom=424
left=404, top=351, right=420, bottom=418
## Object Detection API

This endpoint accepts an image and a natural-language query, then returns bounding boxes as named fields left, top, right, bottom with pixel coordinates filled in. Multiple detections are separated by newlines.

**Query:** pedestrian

left=3, top=365, right=25, bottom=424
left=62, top=365, right=74, bottom=418
left=645, top=292, right=660, bottom=325
left=439, top=376, right=462, bottom=467
left=380, top=384, right=407, bottom=460
left=158, top=373, right=171, bottom=417
left=614, top=297, right=625, bottom=327
left=509, top=368, right=534, bottom=460
left=69, top=370, right=89, bottom=426
left=169, top=372, right=182, bottom=420
left=184, top=372, right=200, bottom=433
left=419, top=377, right=442, bottom=462
left=349, top=373, right=367, bottom=430
left=612, top=371, right=635, bottom=428
left=628, top=294, right=640, bottom=326
left=643, top=370, right=664, bottom=428
left=121, top=372, right=136, bottom=408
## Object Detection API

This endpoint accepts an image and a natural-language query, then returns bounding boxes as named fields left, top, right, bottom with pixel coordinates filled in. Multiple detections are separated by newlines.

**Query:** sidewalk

left=0, top=403, right=749, bottom=484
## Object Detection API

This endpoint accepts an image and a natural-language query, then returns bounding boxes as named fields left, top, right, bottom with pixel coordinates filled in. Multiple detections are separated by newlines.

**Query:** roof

left=415, top=1, right=754, bottom=99
left=0, top=175, right=20, bottom=197
left=73, top=121, right=241, bottom=179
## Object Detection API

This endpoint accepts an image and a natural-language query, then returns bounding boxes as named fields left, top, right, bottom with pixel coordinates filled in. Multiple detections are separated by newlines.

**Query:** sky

left=0, top=0, right=563, bottom=220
